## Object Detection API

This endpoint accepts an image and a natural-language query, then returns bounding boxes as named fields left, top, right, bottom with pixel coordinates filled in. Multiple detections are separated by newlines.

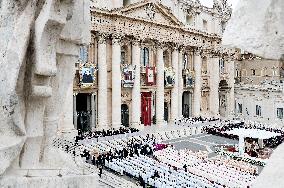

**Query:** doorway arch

left=164, top=102, right=169, bottom=122
left=182, top=91, right=192, bottom=118
left=121, top=104, right=129, bottom=127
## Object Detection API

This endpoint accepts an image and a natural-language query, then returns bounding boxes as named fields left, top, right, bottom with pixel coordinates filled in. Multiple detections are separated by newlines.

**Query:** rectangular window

left=221, top=21, right=226, bottom=33
left=256, top=105, right=261, bottom=116
left=277, top=108, right=283, bottom=119
left=183, top=54, right=188, bottom=69
left=186, top=15, right=193, bottom=25
left=203, top=20, right=208, bottom=31
left=238, top=103, right=242, bottom=114
left=219, top=59, right=225, bottom=74
left=121, top=51, right=125, bottom=64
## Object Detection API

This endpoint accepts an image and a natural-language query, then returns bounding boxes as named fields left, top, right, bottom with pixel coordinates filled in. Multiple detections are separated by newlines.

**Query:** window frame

left=256, top=105, right=262, bottom=116
left=277, top=108, right=283, bottom=119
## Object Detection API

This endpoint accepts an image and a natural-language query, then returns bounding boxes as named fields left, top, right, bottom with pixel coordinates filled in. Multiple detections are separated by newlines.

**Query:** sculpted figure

left=0, top=0, right=90, bottom=175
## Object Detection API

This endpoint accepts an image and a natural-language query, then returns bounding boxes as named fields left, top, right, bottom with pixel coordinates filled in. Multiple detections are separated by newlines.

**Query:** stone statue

left=0, top=0, right=90, bottom=177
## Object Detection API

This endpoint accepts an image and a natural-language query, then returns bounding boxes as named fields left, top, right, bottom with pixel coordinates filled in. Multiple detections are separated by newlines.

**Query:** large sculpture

left=223, top=0, right=284, bottom=187
left=223, top=0, right=283, bottom=60
left=0, top=0, right=90, bottom=178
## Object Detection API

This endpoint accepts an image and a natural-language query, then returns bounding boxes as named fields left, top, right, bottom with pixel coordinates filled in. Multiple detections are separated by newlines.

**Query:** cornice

left=91, top=10, right=222, bottom=40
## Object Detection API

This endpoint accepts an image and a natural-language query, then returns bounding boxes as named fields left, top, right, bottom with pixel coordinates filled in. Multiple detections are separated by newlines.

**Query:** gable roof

left=112, top=0, right=183, bottom=27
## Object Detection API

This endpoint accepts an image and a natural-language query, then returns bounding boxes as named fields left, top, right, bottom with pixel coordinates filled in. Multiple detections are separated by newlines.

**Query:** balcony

left=121, top=64, right=135, bottom=88
left=183, top=69, right=195, bottom=88
left=140, top=66, right=156, bottom=87
left=165, top=67, right=175, bottom=88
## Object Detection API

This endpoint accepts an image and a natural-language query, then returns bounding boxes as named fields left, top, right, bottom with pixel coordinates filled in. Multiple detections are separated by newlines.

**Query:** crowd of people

left=154, top=147, right=256, bottom=187
left=75, top=127, right=139, bottom=144
left=203, top=120, right=284, bottom=148
left=53, top=121, right=264, bottom=187
left=74, top=129, right=257, bottom=188
left=175, top=116, right=220, bottom=126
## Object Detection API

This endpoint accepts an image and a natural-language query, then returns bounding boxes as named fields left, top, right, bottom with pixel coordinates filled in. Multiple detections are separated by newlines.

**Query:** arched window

left=163, top=50, right=170, bottom=67
left=141, top=47, right=149, bottom=67
left=183, top=54, right=188, bottom=69
left=121, top=46, right=127, bottom=64
left=79, top=46, right=88, bottom=63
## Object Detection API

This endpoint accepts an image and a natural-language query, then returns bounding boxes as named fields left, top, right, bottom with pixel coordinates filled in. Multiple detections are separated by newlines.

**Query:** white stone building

left=234, top=56, right=284, bottom=125
left=73, top=0, right=236, bottom=131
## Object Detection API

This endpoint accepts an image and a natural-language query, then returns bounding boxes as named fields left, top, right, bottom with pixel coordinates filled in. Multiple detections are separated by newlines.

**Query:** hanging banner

left=164, top=67, right=175, bottom=87
left=146, top=66, right=155, bottom=85
left=121, top=64, right=136, bottom=87
left=184, top=69, right=195, bottom=88
left=79, top=62, right=98, bottom=88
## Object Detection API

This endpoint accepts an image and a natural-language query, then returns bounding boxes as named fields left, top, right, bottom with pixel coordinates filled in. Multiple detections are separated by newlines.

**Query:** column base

left=131, top=122, right=143, bottom=130
left=156, top=120, right=165, bottom=127
left=111, top=123, right=122, bottom=129
left=59, top=127, right=76, bottom=133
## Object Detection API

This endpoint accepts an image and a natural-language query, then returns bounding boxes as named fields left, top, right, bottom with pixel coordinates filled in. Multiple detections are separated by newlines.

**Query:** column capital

left=154, top=41, right=168, bottom=51
left=97, top=32, right=109, bottom=44
left=194, top=47, right=203, bottom=56
left=178, top=45, right=185, bottom=53
left=112, top=33, right=123, bottom=45
left=132, top=38, right=141, bottom=46
left=208, top=49, right=221, bottom=58
left=169, top=43, right=179, bottom=51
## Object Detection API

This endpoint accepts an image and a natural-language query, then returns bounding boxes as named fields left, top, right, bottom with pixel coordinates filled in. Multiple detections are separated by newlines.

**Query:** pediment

left=113, top=1, right=183, bottom=27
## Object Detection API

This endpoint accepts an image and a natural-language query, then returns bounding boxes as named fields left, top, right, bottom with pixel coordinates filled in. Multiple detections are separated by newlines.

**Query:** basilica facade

left=73, top=0, right=236, bottom=130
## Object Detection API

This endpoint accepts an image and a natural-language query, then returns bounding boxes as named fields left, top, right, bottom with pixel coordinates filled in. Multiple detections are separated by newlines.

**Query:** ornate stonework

left=0, top=0, right=92, bottom=186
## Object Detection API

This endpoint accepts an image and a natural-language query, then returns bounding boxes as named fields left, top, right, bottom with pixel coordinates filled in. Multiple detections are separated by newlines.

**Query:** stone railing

left=235, top=83, right=283, bottom=92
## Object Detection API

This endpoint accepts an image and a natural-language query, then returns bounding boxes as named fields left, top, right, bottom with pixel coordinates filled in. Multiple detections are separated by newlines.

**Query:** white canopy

left=224, top=128, right=281, bottom=139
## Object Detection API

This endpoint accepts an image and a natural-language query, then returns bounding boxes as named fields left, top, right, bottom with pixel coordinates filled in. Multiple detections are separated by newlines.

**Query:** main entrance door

left=164, top=102, right=169, bottom=122
left=76, top=93, right=91, bottom=132
left=141, top=92, right=152, bottom=126
left=121, top=104, right=129, bottom=127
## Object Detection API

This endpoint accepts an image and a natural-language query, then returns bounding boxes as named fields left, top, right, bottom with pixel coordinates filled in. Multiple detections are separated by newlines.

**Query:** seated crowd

left=154, top=147, right=256, bottom=187
left=175, top=116, right=220, bottom=126
left=54, top=122, right=262, bottom=187
left=76, top=132, right=256, bottom=187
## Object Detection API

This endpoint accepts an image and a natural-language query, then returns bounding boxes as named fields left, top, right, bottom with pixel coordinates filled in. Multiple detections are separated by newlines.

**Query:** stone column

left=156, top=44, right=164, bottom=126
left=131, top=39, right=141, bottom=128
left=91, top=93, right=96, bottom=129
left=209, top=56, right=220, bottom=117
left=73, top=93, right=77, bottom=129
left=171, top=45, right=179, bottom=122
left=178, top=47, right=184, bottom=118
left=111, top=34, right=122, bottom=129
left=97, top=33, right=108, bottom=129
left=193, top=49, right=202, bottom=117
